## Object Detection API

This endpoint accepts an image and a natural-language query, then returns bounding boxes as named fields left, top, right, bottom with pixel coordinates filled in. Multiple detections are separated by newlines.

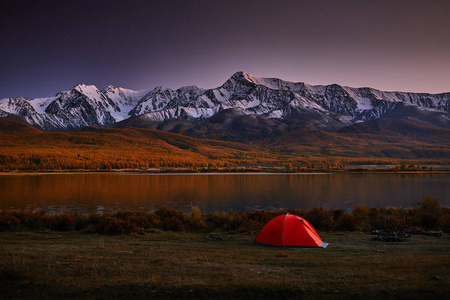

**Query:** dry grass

left=0, top=231, right=449, bottom=299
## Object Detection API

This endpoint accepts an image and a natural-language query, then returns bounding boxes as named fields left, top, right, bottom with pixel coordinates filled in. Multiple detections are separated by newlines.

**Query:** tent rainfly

left=255, top=213, right=328, bottom=248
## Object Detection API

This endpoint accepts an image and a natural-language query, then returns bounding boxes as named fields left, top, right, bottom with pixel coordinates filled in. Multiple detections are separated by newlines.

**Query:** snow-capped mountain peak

left=236, top=71, right=284, bottom=88
left=103, top=85, right=117, bottom=92
left=1, top=72, right=448, bottom=131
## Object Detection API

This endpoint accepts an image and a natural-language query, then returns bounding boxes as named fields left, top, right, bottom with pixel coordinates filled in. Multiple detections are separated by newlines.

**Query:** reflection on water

left=0, top=173, right=448, bottom=214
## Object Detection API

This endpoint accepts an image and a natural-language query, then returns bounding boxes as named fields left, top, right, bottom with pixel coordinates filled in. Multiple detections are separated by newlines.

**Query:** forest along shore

left=0, top=163, right=449, bottom=175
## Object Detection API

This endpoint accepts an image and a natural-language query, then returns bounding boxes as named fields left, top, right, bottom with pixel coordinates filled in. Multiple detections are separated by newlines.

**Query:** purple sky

left=1, top=0, right=449, bottom=98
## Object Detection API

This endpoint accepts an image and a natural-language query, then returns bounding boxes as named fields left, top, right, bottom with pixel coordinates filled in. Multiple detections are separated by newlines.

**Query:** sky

left=1, top=0, right=450, bottom=99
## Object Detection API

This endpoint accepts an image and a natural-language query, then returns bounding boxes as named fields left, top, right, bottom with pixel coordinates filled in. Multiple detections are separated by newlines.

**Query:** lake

left=0, top=173, right=448, bottom=214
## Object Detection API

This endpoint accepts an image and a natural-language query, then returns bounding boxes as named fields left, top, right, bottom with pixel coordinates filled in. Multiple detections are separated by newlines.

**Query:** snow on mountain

left=130, top=85, right=207, bottom=117
left=135, top=71, right=449, bottom=127
left=0, top=96, right=59, bottom=115
left=239, top=71, right=305, bottom=92
left=28, top=96, right=59, bottom=114
left=41, top=84, right=120, bottom=129
left=103, top=85, right=150, bottom=118
left=1, top=71, right=449, bottom=131
left=0, top=97, right=37, bottom=117
left=140, top=106, right=218, bottom=123
left=130, top=87, right=177, bottom=116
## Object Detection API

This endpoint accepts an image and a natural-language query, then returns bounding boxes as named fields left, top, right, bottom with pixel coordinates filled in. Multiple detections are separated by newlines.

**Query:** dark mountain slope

left=0, top=119, right=42, bottom=134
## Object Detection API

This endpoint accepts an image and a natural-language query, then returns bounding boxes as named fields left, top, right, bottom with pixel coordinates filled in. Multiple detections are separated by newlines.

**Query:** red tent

left=255, top=213, right=328, bottom=248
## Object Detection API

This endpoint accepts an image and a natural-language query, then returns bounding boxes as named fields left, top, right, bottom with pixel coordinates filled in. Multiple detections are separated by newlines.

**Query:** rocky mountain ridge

left=1, top=72, right=448, bottom=131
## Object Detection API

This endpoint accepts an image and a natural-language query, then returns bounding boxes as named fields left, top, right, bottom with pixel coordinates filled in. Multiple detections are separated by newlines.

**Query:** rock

left=431, top=276, right=444, bottom=281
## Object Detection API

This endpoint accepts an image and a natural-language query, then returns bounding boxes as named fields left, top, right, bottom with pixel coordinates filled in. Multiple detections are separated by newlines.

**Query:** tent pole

left=281, top=213, right=289, bottom=248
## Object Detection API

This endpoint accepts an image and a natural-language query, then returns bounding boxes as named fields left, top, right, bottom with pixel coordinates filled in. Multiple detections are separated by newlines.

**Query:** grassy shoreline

left=1, top=199, right=448, bottom=298
left=1, top=197, right=449, bottom=234
left=1, top=230, right=449, bottom=299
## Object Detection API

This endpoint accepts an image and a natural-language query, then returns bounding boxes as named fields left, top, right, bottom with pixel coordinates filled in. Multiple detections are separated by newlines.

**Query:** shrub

left=413, top=196, right=442, bottom=229
left=368, top=208, right=402, bottom=231
left=375, top=214, right=401, bottom=231
left=113, top=211, right=159, bottom=229
left=155, top=208, right=186, bottom=231
left=335, top=213, right=356, bottom=231
left=76, top=214, right=93, bottom=231
left=238, top=219, right=262, bottom=234
left=439, top=210, right=450, bottom=229
left=0, top=211, right=21, bottom=231
left=21, top=210, right=46, bottom=229
left=96, top=216, right=138, bottom=234
left=246, top=210, right=279, bottom=225
left=287, top=209, right=307, bottom=218
left=352, top=205, right=370, bottom=231
left=332, top=209, right=345, bottom=221
left=414, top=196, right=442, bottom=213
left=304, top=207, right=334, bottom=231
left=205, top=211, right=247, bottom=232
left=47, top=212, right=78, bottom=231
left=205, top=212, right=229, bottom=230
left=163, top=216, right=184, bottom=231
left=1, top=201, right=448, bottom=234
left=189, top=205, right=206, bottom=231
left=223, top=211, right=246, bottom=231
left=87, top=213, right=102, bottom=228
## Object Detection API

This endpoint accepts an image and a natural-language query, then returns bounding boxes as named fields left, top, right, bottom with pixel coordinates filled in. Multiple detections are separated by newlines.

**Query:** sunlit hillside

left=0, top=119, right=448, bottom=171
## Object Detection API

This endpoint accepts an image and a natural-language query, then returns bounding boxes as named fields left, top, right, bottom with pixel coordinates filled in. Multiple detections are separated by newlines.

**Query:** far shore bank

left=1, top=164, right=450, bottom=175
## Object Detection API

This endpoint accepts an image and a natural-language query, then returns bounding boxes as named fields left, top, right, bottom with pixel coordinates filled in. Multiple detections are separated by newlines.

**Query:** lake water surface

left=0, top=173, right=448, bottom=214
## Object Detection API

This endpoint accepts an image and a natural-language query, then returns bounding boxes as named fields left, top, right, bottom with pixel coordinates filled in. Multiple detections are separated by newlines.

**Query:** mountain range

left=1, top=71, right=449, bottom=134
left=1, top=72, right=450, bottom=164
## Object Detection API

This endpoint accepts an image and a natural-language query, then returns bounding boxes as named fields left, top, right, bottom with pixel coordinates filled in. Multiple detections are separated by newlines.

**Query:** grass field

left=1, top=231, right=449, bottom=299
